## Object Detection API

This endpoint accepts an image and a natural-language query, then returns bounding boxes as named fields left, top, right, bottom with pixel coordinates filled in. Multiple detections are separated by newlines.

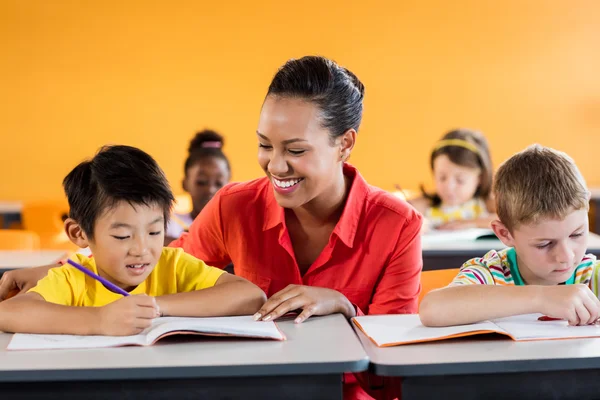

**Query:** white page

left=7, top=316, right=284, bottom=350
left=421, top=228, right=496, bottom=244
left=144, top=316, right=284, bottom=344
left=354, top=314, right=503, bottom=347
left=492, top=313, right=600, bottom=340
left=7, top=332, right=146, bottom=350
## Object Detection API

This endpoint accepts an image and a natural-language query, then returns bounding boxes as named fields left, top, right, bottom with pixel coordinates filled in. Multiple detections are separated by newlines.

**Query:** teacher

left=172, top=55, right=423, bottom=323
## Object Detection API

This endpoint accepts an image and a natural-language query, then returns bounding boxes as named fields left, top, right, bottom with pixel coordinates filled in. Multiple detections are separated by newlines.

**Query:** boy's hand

left=538, top=284, right=600, bottom=326
left=96, top=295, right=160, bottom=336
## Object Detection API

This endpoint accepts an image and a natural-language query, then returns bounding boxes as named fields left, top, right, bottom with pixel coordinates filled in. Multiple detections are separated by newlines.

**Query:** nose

left=129, top=235, right=149, bottom=257
left=208, top=184, right=219, bottom=196
left=267, top=150, right=290, bottom=177
left=554, top=241, right=575, bottom=265
left=444, top=180, right=456, bottom=192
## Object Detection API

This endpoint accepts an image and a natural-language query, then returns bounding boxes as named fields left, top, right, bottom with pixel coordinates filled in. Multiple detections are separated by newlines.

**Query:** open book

left=421, top=228, right=497, bottom=244
left=353, top=313, right=600, bottom=347
left=7, top=316, right=285, bottom=350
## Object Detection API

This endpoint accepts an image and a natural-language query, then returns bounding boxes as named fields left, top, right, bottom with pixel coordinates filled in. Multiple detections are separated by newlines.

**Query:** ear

left=64, top=218, right=91, bottom=248
left=338, top=129, right=356, bottom=162
left=491, top=219, right=515, bottom=247
left=182, top=178, right=189, bottom=193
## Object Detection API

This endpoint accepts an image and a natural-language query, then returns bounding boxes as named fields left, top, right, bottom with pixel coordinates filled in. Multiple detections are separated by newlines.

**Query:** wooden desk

left=0, top=250, right=67, bottom=276
left=422, top=232, right=600, bottom=271
left=0, top=314, right=368, bottom=400
left=355, top=323, right=600, bottom=400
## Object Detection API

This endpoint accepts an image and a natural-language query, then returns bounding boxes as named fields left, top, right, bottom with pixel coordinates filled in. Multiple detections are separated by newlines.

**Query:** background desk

left=0, top=250, right=67, bottom=277
left=422, top=232, right=600, bottom=271
left=0, top=201, right=22, bottom=229
left=591, top=188, right=600, bottom=234
left=0, top=314, right=368, bottom=400
left=355, top=325, right=600, bottom=400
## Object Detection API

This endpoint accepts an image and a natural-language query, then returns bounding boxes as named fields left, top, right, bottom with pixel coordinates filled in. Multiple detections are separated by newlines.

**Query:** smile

left=126, top=264, right=149, bottom=269
left=272, top=177, right=304, bottom=188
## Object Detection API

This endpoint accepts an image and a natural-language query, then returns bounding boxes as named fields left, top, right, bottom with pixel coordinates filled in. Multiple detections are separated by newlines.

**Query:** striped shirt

left=451, top=248, right=600, bottom=295
left=426, top=197, right=488, bottom=229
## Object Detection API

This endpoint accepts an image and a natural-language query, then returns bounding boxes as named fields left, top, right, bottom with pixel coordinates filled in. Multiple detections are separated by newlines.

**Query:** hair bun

left=188, top=130, right=224, bottom=153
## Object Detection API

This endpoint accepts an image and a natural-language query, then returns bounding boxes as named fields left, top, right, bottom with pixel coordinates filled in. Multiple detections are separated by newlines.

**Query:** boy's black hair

left=63, top=145, right=174, bottom=239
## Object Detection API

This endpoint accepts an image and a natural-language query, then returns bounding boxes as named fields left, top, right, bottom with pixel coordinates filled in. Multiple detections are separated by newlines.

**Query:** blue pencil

left=66, top=259, right=130, bottom=297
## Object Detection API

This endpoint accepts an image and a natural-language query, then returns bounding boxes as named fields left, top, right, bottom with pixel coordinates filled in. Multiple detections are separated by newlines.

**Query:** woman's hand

left=437, top=220, right=477, bottom=230
left=0, top=265, right=54, bottom=301
left=253, top=284, right=355, bottom=324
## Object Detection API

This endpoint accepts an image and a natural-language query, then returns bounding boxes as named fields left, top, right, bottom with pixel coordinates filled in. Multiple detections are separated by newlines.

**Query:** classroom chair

left=418, top=268, right=460, bottom=305
left=0, top=229, right=41, bottom=250
left=21, top=201, right=76, bottom=251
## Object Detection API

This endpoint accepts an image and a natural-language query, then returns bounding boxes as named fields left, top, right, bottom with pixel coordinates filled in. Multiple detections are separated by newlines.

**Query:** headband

left=433, top=139, right=479, bottom=155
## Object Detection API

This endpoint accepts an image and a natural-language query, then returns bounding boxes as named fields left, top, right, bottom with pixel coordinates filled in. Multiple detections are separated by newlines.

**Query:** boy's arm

left=0, top=292, right=99, bottom=334
left=0, top=292, right=159, bottom=335
left=156, top=274, right=267, bottom=317
left=419, top=284, right=542, bottom=326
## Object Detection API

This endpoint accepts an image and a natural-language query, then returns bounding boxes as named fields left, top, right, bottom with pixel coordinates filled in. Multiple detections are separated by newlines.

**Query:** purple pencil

left=67, top=259, right=130, bottom=296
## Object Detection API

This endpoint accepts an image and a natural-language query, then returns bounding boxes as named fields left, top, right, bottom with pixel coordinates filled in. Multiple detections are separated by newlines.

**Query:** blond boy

left=420, top=145, right=600, bottom=327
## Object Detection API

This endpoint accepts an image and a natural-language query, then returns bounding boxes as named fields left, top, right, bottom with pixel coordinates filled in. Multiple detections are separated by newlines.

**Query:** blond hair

left=494, top=144, right=588, bottom=231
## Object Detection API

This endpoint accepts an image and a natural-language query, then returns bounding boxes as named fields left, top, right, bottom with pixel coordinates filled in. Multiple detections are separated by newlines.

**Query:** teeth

left=273, top=178, right=303, bottom=188
left=127, top=264, right=145, bottom=269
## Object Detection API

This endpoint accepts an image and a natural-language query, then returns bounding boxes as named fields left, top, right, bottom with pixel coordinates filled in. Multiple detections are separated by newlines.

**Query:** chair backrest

left=418, top=268, right=460, bottom=304
left=21, top=201, right=75, bottom=250
left=0, top=229, right=41, bottom=250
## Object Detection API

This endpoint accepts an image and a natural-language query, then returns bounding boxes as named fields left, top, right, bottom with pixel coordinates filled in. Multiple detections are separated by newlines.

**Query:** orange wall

left=1, top=0, right=599, bottom=202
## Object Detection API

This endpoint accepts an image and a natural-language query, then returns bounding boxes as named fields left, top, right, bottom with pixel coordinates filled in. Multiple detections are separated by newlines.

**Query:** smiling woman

left=169, top=56, right=423, bottom=399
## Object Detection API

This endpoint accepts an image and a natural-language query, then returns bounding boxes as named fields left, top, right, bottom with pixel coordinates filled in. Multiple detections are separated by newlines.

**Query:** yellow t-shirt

left=29, top=247, right=225, bottom=306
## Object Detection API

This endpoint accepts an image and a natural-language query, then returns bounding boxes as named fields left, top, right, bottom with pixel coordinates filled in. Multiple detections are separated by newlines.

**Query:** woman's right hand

left=0, top=264, right=55, bottom=301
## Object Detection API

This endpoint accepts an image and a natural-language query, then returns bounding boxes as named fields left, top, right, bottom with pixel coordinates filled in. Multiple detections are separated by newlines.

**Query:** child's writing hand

left=253, top=285, right=355, bottom=324
left=96, top=294, right=160, bottom=336
left=537, top=285, right=600, bottom=326
left=437, top=220, right=477, bottom=231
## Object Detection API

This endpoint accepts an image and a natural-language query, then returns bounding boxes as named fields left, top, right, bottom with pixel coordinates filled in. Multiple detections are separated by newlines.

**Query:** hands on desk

left=253, top=285, right=356, bottom=324
left=0, top=265, right=54, bottom=301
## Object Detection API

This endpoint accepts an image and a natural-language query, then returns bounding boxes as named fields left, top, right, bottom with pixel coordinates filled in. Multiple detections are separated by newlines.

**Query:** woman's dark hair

left=184, top=129, right=230, bottom=176
left=266, top=56, right=365, bottom=142
left=421, top=129, right=493, bottom=207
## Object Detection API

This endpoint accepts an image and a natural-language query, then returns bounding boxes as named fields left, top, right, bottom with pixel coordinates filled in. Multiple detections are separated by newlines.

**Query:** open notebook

left=7, top=316, right=285, bottom=350
left=421, top=228, right=497, bottom=244
left=353, top=313, right=600, bottom=347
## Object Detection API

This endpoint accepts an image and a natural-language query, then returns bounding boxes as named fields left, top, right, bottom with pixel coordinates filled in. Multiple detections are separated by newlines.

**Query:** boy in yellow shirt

left=0, top=145, right=266, bottom=336
left=420, top=145, right=600, bottom=327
